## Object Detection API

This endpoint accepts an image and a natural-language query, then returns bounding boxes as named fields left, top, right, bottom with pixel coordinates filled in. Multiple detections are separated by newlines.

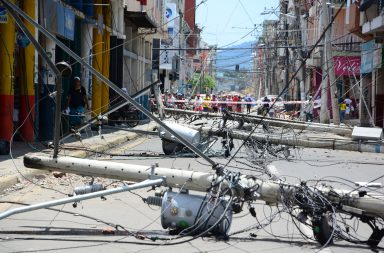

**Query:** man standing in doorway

left=67, top=76, right=89, bottom=128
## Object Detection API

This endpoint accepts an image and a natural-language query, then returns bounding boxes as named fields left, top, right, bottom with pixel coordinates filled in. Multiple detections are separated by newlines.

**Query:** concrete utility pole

left=195, top=126, right=384, bottom=154
left=22, top=154, right=384, bottom=219
left=283, top=0, right=289, bottom=100
left=320, top=0, right=340, bottom=124
left=324, top=0, right=340, bottom=125
left=294, top=1, right=306, bottom=117
left=320, top=0, right=329, bottom=123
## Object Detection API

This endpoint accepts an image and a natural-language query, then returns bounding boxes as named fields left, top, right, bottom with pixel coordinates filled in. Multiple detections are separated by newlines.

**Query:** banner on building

left=43, top=0, right=75, bottom=41
left=0, top=5, right=8, bottom=23
left=361, top=40, right=375, bottom=74
left=165, top=3, right=177, bottom=38
left=333, top=56, right=360, bottom=76
left=159, top=39, right=174, bottom=70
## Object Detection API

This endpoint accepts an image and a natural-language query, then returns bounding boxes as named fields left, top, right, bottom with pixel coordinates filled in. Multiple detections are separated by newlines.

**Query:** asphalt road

left=0, top=131, right=384, bottom=253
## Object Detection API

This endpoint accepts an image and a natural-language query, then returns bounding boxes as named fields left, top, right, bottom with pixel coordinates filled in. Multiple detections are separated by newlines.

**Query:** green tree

left=191, top=73, right=216, bottom=94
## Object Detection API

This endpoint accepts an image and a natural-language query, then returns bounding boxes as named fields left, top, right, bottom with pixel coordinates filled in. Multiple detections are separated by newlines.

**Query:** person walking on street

left=67, top=76, right=89, bottom=128
left=236, top=95, right=242, bottom=113
left=304, top=96, right=314, bottom=122
left=245, top=94, right=252, bottom=114
left=227, top=95, right=233, bottom=112
left=262, top=96, right=270, bottom=116
left=194, top=94, right=203, bottom=111
left=339, top=98, right=347, bottom=123
left=232, top=95, right=239, bottom=112
left=203, top=94, right=211, bottom=112
left=211, top=94, right=219, bottom=113
left=344, top=95, right=353, bottom=119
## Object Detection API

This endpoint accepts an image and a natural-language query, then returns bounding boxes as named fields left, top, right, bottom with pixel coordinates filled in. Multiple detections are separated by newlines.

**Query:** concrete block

left=352, top=126, right=383, bottom=141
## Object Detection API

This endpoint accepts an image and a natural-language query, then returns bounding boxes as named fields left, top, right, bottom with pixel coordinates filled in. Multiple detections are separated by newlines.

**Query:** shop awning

left=125, top=11, right=158, bottom=28
left=360, top=0, right=377, bottom=12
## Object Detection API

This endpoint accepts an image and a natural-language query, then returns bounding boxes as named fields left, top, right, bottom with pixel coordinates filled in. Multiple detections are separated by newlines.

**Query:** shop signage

left=0, top=5, right=8, bottom=23
left=361, top=40, right=375, bottom=74
left=333, top=56, right=361, bottom=76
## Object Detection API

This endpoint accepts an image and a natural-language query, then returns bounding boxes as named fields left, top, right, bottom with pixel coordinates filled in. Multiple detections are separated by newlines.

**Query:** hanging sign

left=0, top=5, right=8, bottom=23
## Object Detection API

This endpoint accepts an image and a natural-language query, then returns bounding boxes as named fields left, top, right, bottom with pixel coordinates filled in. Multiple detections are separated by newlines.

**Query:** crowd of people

left=303, top=95, right=356, bottom=123
left=158, top=93, right=255, bottom=114
left=152, top=91, right=358, bottom=124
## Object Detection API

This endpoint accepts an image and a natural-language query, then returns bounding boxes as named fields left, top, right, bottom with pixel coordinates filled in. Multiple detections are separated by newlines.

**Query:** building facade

left=0, top=0, right=199, bottom=143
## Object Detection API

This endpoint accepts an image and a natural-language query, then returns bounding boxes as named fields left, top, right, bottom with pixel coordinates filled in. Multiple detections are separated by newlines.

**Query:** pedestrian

left=245, top=94, right=252, bottom=114
left=67, top=76, right=89, bottom=128
left=262, top=96, right=270, bottom=116
left=194, top=94, right=203, bottom=111
left=339, top=98, right=347, bottom=123
left=220, top=95, right=228, bottom=112
left=163, top=90, right=169, bottom=107
left=344, top=95, right=353, bottom=119
left=268, top=98, right=275, bottom=117
left=203, top=94, right=211, bottom=112
left=236, top=95, right=242, bottom=113
left=168, top=93, right=176, bottom=108
left=150, top=94, right=157, bottom=113
left=227, top=95, right=233, bottom=112
left=232, top=95, right=239, bottom=112
left=304, top=96, right=314, bottom=122
left=211, top=94, right=219, bottom=113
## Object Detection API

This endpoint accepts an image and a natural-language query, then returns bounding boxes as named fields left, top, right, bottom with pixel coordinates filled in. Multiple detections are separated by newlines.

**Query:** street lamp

left=53, top=61, right=72, bottom=158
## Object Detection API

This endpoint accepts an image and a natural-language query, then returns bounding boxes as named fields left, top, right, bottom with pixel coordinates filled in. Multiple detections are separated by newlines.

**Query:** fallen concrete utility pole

left=165, top=108, right=353, bottom=136
left=194, top=126, right=384, bottom=154
left=22, top=154, right=384, bottom=220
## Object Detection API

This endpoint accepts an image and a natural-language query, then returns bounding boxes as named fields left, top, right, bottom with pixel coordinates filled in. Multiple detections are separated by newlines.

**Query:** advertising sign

left=0, top=5, right=8, bottom=23
left=333, top=56, right=360, bottom=76
left=361, top=40, right=375, bottom=74
left=160, top=39, right=174, bottom=70
left=165, top=3, right=177, bottom=37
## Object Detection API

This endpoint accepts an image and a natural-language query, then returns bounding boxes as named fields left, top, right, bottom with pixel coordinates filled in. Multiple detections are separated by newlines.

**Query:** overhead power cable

left=222, top=0, right=347, bottom=169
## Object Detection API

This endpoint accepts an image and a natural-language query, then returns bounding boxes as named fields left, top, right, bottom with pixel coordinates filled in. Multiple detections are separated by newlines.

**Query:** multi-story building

left=254, top=20, right=279, bottom=98
left=0, top=0, right=179, bottom=143
left=350, top=0, right=384, bottom=127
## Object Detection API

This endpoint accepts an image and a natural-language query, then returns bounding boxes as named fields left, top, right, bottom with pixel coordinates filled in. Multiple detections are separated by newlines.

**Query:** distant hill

left=216, top=41, right=255, bottom=71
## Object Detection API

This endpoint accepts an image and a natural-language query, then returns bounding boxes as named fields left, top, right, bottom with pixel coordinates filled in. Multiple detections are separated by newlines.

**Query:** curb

left=0, top=122, right=158, bottom=193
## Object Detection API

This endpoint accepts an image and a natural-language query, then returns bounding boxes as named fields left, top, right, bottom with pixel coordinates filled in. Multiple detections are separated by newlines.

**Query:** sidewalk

left=0, top=121, right=158, bottom=192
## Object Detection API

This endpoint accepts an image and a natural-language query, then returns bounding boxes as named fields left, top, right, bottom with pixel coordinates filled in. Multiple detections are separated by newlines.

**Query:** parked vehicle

left=109, top=103, right=139, bottom=127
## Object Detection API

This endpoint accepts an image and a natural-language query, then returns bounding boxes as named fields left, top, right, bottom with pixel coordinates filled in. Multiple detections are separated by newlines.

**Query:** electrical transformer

left=159, top=191, right=232, bottom=236
left=158, top=122, right=201, bottom=155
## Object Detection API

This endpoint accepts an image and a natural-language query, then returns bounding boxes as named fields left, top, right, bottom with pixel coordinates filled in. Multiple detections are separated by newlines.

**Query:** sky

left=196, top=0, right=280, bottom=47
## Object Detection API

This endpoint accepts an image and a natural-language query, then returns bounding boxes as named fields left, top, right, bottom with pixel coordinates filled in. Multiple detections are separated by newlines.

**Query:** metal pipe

left=0, top=179, right=163, bottom=220
left=1, top=0, right=217, bottom=168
